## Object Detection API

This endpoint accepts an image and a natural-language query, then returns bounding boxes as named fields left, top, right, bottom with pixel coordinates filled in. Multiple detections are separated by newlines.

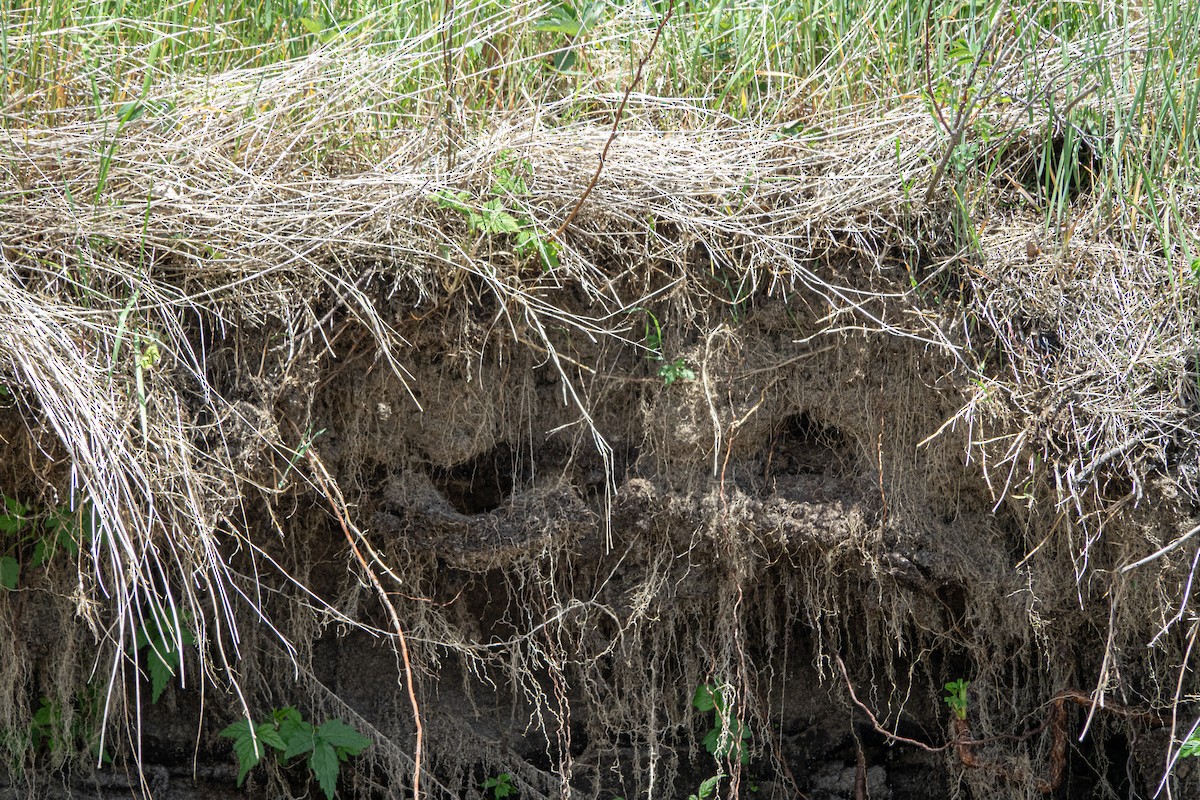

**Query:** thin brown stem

left=307, top=451, right=424, bottom=800
left=553, top=0, right=675, bottom=239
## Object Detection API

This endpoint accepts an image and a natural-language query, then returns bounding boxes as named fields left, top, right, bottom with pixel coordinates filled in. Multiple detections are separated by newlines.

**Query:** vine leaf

left=0, top=555, right=18, bottom=590
left=135, top=608, right=197, bottom=703
left=310, top=740, right=340, bottom=799
left=219, top=719, right=286, bottom=785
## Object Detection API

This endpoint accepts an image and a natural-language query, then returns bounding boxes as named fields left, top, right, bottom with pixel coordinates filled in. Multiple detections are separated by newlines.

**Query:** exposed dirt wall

left=3, top=108, right=1200, bottom=800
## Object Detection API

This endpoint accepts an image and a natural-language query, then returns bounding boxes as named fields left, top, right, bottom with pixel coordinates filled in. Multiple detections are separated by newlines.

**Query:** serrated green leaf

left=277, top=712, right=309, bottom=752
left=0, top=556, right=19, bottom=590
left=283, top=722, right=316, bottom=761
left=256, top=722, right=287, bottom=752
left=220, top=719, right=263, bottom=786
left=534, top=12, right=582, bottom=38
left=692, top=684, right=716, bottom=712
left=318, top=719, right=371, bottom=755
left=219, top=719, right=251, bottom=741
left=702, top=727, right=720, bottom=754
left=31, top=538, right=49, bottom=567
left=697, top=775, right=721, bottom=799
left=432, top=189, right=472, bottom=214
left=0, top=499, right=27, bottom=535
left=273, top=706, right=303, bottom=726
left=1182, top=736, right=1200, bottom=758
left=309, top=740, right=340, bottom=800
left=147, top=646, right=177, bottom=703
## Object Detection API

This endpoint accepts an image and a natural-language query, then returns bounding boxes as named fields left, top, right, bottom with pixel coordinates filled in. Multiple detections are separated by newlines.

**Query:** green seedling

left=641, top=311, right=695, bottom=386
left=220, top=707, right=371, bottom=800
left=658, top=358, right=696, bottom=386
left=482, top=771, right=517, bottom=799
left=693, top=683, right=751, bottom=764
left=943, top=678, right=969, bottom=721
left=431, top=153, right=559, bottom=271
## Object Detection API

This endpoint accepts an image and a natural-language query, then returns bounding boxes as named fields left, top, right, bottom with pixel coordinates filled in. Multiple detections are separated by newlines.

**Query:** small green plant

left=0, top=497, right=29, bottom=590
left=658, top=358, right=696, bottom=386
left=688, top=774, right=722, bottom=800
left=431, top=152, right=559, bottom=271
left=943, top=678, right=969, bottom=721
left=534, top=0, right=607, bottom=70
left=482, top=771, right=517, bottom=799
left=693, top=683, right=751, bottom=764
left=641, top=311, right=695, bottom=387
left=220, top=707, right=371, bottom=800
left=0, top=498, right=93, bottom=591
left=28, top=689, right=111, bottom=764
left=135, top=605, right=197, bottom=703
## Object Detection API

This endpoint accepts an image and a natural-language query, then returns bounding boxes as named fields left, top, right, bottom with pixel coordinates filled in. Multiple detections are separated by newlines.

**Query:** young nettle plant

left=944, top=678, right=969, bottom=721
left=220, top=707, right=371, bottom=800
left=482, top=771, right=517, bottom=799
left=431, top=152, right=559, bottom=271
left=692, top=683, right=751, bottom=764
left=642, top=311, right=696, bottom=387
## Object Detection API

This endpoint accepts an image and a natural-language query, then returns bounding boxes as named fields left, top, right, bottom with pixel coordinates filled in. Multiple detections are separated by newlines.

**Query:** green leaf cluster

left=943, top=678, right=969, bottom=721
left=430, top=153, right=559, bottom=272
left=482, top=771, right=517, bottom=799
left=692, top=684, right=751, bottom=764
left=0, top=497, right=93, bottom=591
left=135, top=607, right=197, bottom=703
left=219, top=707, right=371, bottom=800
left=534, top=1, right=607, bottom=70
left=658, top=358, right=696, bottom=386
left=27, top=690, right=111, bottom=764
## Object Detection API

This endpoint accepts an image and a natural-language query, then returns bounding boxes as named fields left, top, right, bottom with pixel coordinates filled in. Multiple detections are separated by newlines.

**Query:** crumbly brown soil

left=4, top=259, right=1197, bottom=800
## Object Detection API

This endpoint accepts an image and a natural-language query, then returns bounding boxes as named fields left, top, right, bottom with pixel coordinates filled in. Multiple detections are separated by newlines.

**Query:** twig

left=924, top=0, right=951, bottom=135
left=924, top=14, right=1007, bottom=203
left=306, top=450, right=425, bottom=800
left=553, top=0, right=675, bottom=238
left=1120, top=522, right=1200, bottom=573
left=836, top=656, right=948, bottom=753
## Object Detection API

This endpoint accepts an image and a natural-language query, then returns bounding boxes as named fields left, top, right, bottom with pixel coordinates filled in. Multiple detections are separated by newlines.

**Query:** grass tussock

left=3, top=0, right=1200, bottom=794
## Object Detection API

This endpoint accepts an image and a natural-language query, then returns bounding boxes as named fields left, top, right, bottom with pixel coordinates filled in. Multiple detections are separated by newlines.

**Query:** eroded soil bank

left=4, top=268, right=1197, bottom=800
left=2, top=98, right=1200, bottom=799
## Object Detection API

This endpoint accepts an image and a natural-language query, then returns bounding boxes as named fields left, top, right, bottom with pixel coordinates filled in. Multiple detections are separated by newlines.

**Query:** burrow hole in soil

left=429, top=441, right=520, bottom=514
